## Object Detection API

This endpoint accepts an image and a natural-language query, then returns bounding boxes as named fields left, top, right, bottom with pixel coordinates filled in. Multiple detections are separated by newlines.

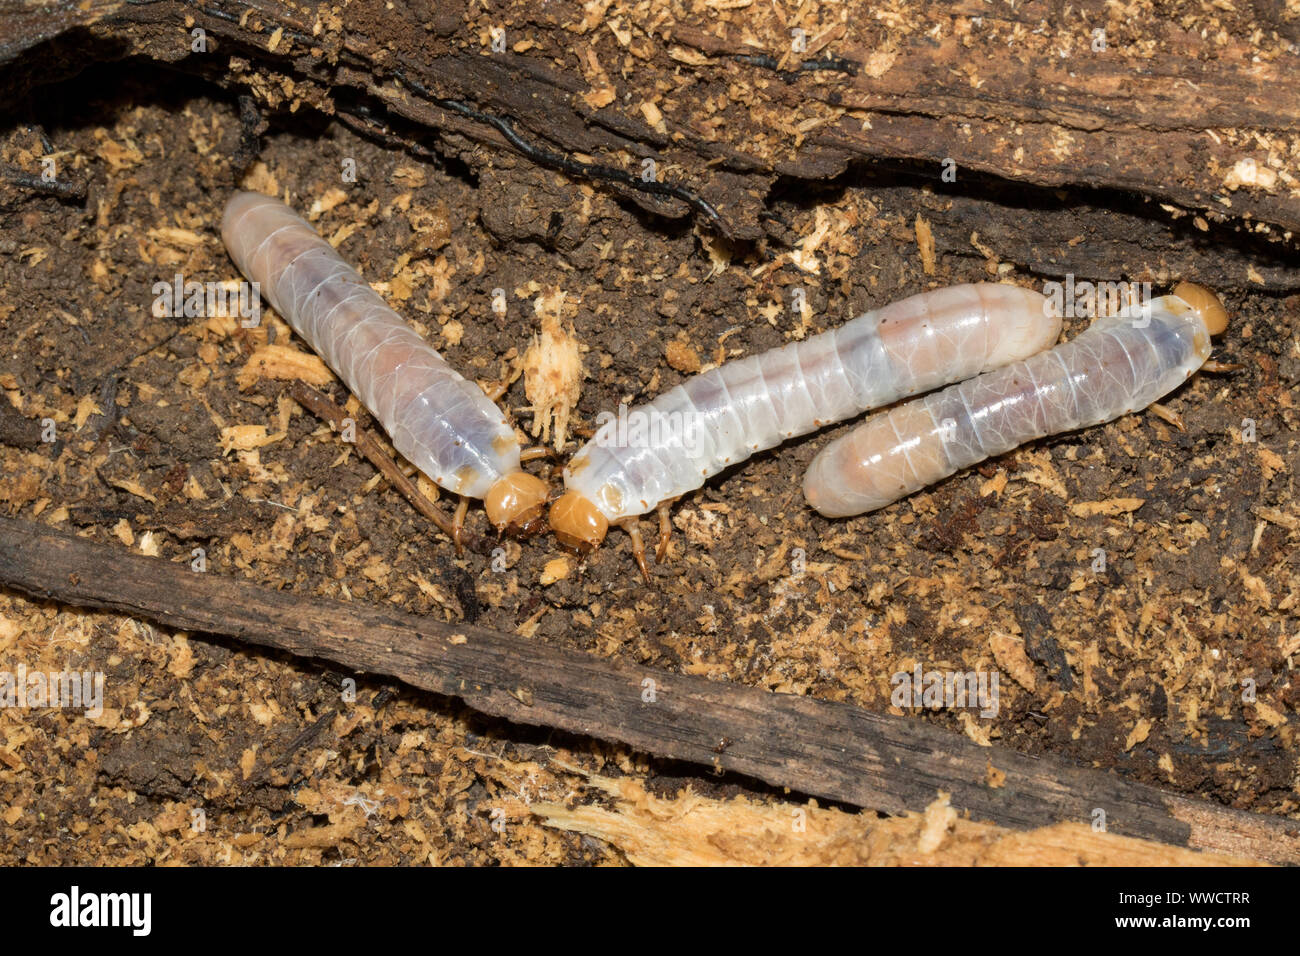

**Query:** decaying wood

left=2, top=0, right=1298, bottom=283
left=1, top=515, right=1296, bottom=864
left=528, top=773, right=1265, bottom=866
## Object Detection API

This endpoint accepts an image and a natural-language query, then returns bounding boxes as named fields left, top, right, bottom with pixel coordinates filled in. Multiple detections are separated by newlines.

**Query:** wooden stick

left=287, top=381, right=486, bottom=554
left=1, top=516, right=1295, bottom=863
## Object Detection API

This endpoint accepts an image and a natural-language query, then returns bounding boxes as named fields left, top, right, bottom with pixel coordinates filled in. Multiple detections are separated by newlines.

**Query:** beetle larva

left=803, top=283, right=1229, bottom=518
left=549, top=283, right=1063, bottom=573
left=221, top=191, right=547, bottom=540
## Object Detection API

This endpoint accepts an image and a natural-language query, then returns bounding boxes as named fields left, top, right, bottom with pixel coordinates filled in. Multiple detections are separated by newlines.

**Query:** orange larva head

left=549, top=491, right=609, bottom=552
left=1173, top=281, right=1229, bottom=336
left=483, top=472, right=549, bottom=537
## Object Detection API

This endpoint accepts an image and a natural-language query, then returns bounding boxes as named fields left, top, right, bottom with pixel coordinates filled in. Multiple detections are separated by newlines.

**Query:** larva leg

left=618, top=518, right=651, bottom=583
left=452, top=495, right=470, bottom=556
left=520, top=446, right=552, bottom=462
left=1149, top=402, right=1186, bottom=432
left=1202, top=359, right=1242, bottom=373
left=655, top=500, right=673, bottom=563
left=484, top=380, right=510, bottom=403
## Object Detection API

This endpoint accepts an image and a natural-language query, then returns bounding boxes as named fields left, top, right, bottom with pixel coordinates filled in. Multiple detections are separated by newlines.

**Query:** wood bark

left=2, top=516, right=1297, bottom=864
left=2, top=0, right=1298, bottom=265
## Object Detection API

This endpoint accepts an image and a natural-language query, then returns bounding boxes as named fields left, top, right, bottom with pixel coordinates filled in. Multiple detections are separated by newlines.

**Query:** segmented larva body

left=803, top=284, right=1230, bottom=518
left=221, top=192, right=546, bottom=532
left=551, top=283, right=1062, bottom=549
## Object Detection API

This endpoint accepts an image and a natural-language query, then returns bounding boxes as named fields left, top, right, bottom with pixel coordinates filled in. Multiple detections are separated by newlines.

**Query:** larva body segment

left=562, top=283, right=1060, bottom=526
left=221, top=192, right=519, bottom=500
left=804, top=290, right=1220, bottom=517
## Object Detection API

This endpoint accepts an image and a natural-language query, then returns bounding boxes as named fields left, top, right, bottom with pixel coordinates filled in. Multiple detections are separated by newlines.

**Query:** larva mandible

left=221, top=191, right=548, bottom=540
left=803, top=283, right=1230, bottom=518
left=549, top=283, right=1064, bottom=573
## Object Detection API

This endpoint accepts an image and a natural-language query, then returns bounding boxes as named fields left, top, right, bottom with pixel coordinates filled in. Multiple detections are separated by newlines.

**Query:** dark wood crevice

left=2, top=0, right=1298, bottom=254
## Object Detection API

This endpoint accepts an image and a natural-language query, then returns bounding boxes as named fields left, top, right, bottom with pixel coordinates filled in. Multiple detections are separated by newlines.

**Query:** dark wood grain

left=2, top=0, right=1298, bottom=279
left=2, top=516, right=1296, bottom=862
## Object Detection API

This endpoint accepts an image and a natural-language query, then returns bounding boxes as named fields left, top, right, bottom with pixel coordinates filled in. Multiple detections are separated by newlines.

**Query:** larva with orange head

left=221, top=192, right=547, bottom=538
left=551, top=283, right=1063, bottom=565
left=803, top=283, right=1229, bottom=518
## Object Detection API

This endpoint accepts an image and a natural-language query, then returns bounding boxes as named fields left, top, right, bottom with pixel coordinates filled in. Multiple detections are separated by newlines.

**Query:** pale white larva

left=221, top=191, right=547, bottom=536
left=803, top=283, right=1230, bottom=518
left=550, top=283, right=1063, bottom=570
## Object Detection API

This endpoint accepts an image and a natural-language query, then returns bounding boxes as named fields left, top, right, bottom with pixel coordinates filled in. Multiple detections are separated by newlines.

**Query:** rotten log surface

left=1, top=516, right=1297, bottom=864
left=2, top=0, right=1298, bottom=278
